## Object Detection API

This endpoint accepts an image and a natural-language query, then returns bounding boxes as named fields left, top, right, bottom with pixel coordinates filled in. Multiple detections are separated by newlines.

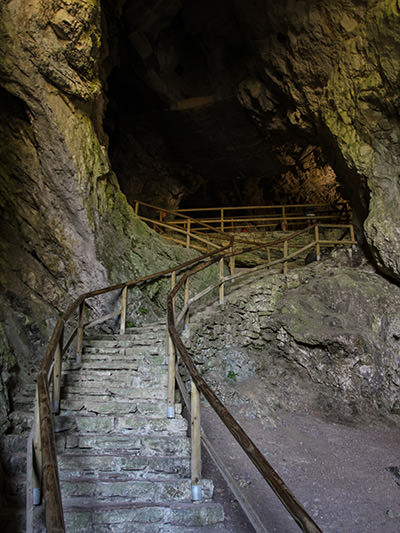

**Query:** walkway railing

left=168, top=202, right=351, bottom=233
left=28, top=221, right=356, bottom=531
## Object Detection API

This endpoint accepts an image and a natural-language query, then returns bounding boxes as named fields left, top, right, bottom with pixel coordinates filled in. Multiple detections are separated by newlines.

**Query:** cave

left=101, top=0, right=352, bottom=212
left=1, top=1, right=400, bottom=531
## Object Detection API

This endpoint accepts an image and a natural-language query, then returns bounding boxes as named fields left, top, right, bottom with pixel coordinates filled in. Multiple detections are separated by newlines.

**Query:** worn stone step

left=60, top=400, right=182, bottom=418
left=62, top=378, right=168, bottom=395
left=64, top=501, right=224, bottom=532
left=58, top=453, right=190, bottom=479
left=61, top=477, right=214, bottom=502
left=72, top=353, right=166, bottom=368
left=57, top=432, right=190, bottom=456
left=63, top=413, right=187, bottom=435
left=83, top=338, right=163, bottom=349
left=63, top=368, right=168, bottom=384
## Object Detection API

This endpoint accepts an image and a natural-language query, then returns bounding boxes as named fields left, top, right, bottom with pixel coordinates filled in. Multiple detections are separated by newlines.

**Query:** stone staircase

left=54, top=321, right=225, bottom=532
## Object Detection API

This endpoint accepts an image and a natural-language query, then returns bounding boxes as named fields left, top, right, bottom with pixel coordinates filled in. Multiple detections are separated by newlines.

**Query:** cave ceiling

left=102, top=0, right=331, bottom=208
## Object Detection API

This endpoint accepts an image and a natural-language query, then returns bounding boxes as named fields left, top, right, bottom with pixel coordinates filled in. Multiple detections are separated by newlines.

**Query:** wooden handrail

left=30, top=216, right=355, bottom=531
left=167, top=255, right=322, bottom=532
left=30, top=244, right=230, bottom=531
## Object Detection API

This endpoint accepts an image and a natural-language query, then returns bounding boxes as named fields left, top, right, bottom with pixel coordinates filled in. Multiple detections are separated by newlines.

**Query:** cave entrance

left=101, top=0, right=345, bottom=213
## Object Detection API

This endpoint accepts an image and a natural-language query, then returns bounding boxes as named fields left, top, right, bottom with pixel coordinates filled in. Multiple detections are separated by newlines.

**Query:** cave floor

left=201, top=404, right=400, bottom=532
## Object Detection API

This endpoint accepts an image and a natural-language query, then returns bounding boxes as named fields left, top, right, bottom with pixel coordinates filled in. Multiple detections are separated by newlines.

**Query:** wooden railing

left=28, top=222, right=356, bottom=532
left=170, top=202, right=351, bottom=232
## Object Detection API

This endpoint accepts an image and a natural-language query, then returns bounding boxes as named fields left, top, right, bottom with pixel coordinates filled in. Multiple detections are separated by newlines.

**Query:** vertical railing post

left=135, top=201, right=139, bottom=215
left=167, top=272, right=176, bottom=419
left=229, top=244, right=235, bottom=277
left=315, top=225, right=321, bottom=260
left=267, top=247, right=271, bottom=263
left=184, top=277, right=190, bottom=328
left=219, top=258, right=224, bottom=304
left=76, top=300, right=85, bottom=364
left=220, top=208, right=224, bottom=232
left=52, top=324, right=63, bottom=414
left=282, top=206, right=288, bottom=231
left=32, top=385, right=42, bottom=506
left=120, top=286, right=128, bottom=335
left=283, top=240, right=288, bottom=275
left=350, top=224, right=355, bottom=248
left=186, top=219, right=191, bottom=249
left=191, top=379, right=202, bottom=501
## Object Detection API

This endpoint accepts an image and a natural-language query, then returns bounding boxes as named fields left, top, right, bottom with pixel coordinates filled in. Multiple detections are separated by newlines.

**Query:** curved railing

left=28, top=222, right=356, bottom=531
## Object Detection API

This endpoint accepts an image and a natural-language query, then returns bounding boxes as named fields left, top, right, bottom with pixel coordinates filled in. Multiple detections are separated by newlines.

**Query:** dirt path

left=201, top=405, right=400, bottom=532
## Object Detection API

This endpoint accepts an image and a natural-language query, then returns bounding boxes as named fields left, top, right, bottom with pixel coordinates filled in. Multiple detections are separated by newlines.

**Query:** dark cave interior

left=101, top=0, right=346, bottom=212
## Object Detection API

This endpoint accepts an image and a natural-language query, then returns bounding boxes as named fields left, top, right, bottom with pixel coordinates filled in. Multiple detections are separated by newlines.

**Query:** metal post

left=219, top=258, right=224, bottom=304
left=120, top=286, right=128, bottom=335
left=52, top=325, right=63, bottom=414
left=191, top=379, right=202, bottom=501
left=76, top=301, right=85, bottom=364
left=220, top=208, right=224, bottom=232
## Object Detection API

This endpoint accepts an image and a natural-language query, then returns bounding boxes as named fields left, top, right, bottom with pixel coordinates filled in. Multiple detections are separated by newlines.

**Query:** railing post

left=220, top=208, right=224, bottom=232
left=186, top=219, right=191, bottom=249
left=76, top=300, right=85, bottom=364
left=282, top=206, right=288, bottom=231
left=229, top=245, right=235, bottom=277
left=32, top=385, right=42, bottom=506
left=51, top=324, right=63, bottom=414
left=219, top=258, right=224, bottom=304
left=184, top=277, right=190, bottom=328
left=267, top=247, right=271, bottom=263
left=120, top=286, right=128, bottom=335
left=350, top=224, right=355, bottom=247
left=135, top=201, right=139, bottom=215
left=283, top=240, right=288, bottom=275
left=315, top=225, right=321, bottom=260
left=191, top=379, right=202, bottom=501
left=167, top=272, right=176, bottom=419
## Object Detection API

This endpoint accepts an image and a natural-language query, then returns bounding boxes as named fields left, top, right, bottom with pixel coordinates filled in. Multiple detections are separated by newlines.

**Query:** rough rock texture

left=0, top=0, right=198, bottom=434
left=102, top=0, right=400, bottom=280
left=184, top=250, right=400, bottom=424
left=236, top=0, right=400, bottom=277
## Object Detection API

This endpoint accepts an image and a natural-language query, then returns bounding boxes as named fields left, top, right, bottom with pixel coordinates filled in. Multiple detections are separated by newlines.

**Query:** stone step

left=60, top=399, right=182, bottom=418
left=61, top=477, right=214, bottom=502
left=63, top=368, right=168, bottom=384
left=81, top=345, right=164, bottom=356
left=58, top=453, right=190, bottom=479
left=83, top=339, right=164, bottom=349
left=72, top=353, right=166, bottom=367
left=61, top=388, right=168, bottom=404
left=57, top=432, right=190, bottom=456
left=64, top=501, right=224, bottom=532
left=62, top=413, right=188, bottom=435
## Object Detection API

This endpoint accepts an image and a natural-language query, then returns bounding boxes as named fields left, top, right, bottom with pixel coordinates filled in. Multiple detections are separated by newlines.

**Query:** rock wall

left=185, top=251, right=400, bottom=423
left=236, top=0, right=400, bottom=277
left=0, top=0, right=196, bottom=434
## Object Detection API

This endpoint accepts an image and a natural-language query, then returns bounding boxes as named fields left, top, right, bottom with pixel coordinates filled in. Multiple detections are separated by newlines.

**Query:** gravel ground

left=200, top=404, right=400, bottom=533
